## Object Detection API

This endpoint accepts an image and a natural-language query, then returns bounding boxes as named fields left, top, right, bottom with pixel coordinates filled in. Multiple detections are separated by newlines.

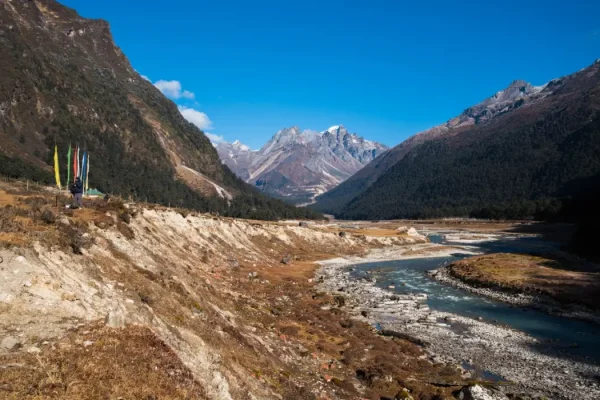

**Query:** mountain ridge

left=0, top=0, right=320, bottom=220
left=216, top=125, right=388, bottom=204
left=313, top=60, right=600, bottom=219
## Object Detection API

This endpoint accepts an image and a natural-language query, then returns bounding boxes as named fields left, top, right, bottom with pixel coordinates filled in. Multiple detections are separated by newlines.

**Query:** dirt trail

left=0, top=182, right=463, bottom=399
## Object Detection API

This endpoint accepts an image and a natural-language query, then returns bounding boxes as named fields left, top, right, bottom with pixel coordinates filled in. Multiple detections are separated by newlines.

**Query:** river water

left=351, top=234, right=600, bottom=365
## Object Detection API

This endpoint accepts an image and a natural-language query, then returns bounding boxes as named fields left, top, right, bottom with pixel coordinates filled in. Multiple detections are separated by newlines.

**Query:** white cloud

left=154, top=79, right=195, bottom=100
left=178, top=106, right=213, bottom=131
left=205, top=132, right=226, bottom=144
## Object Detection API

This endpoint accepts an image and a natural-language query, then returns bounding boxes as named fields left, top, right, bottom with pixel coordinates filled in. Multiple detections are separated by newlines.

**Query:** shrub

left=119, top=211, right=131, bottom=224
left=40, top=208, right=56, bottom=224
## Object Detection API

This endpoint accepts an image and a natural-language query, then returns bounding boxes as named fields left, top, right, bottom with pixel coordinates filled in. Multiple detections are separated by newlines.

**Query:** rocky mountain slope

left=0, top=180, right=463, bottom=400
left=313, top=60, right=600, bottom=219
left=216, top=125, right=388, bottom=204
left=0, top=0, right=319, bottom=220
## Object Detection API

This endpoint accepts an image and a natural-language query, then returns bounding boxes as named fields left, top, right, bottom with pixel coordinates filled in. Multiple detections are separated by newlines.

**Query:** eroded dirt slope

left=0, top=181, right=462, bottom=399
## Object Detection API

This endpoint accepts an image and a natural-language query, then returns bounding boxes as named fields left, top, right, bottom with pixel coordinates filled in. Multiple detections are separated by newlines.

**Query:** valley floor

left=1, top=180, right=597, bottom=399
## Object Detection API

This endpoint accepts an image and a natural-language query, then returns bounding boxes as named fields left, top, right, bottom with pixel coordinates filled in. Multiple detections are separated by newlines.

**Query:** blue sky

left=62, top=0, right=600, bottom=149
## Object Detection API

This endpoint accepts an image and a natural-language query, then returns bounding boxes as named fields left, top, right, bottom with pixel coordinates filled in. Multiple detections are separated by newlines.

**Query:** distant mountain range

left=313, top=60, right=600, bottom=220
left=215, top=126, right=388, bottom=204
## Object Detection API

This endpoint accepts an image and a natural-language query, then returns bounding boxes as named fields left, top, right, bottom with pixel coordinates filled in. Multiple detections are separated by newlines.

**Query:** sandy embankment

left=317, top=241, right=600, bottom=400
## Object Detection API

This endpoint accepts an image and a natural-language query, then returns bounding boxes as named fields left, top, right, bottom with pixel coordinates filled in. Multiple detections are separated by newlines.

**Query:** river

left=350, top=234, right=600, bottom=365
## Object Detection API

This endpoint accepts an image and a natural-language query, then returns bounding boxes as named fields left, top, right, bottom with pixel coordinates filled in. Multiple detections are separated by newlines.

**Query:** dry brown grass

left=0, top=322, right=207, bottom=399
left=448, top=253, right=600, bottom=310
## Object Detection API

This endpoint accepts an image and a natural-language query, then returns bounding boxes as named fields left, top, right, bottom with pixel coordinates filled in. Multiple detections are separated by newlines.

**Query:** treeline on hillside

left=0, top=154, right=322, bottom=221
left=0, top=153, right=54, bottom=184
left=332, top=109, right=600, bottom=221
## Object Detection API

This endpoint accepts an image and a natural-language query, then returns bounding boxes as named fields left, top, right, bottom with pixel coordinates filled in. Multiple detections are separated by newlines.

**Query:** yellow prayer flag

left=54, top=145, right=61, bottom=189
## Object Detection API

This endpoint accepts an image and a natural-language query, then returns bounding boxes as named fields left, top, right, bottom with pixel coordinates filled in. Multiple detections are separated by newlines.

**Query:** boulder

left=339, top=231, right=348, bottom=238
left=396, top=226, right=409, bottom=233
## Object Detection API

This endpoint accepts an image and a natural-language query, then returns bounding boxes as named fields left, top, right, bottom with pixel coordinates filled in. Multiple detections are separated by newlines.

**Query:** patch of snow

left=326, top=125, right=340, bottom=134
left=231, top=140, right=251, bottom=151
left=533, top=83, right=548, bottom=93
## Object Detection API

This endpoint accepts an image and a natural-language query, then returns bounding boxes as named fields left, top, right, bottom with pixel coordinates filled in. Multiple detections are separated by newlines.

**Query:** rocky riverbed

left=317, top=246, right=600, bottom=400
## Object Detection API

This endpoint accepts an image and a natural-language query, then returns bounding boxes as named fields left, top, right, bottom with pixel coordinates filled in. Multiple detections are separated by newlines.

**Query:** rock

left=228, top=258, right=240, bottom=268
left=280, top=255, right=292, bottom=265
left=105, top=308, right=126, bottom=328
left=460, top=385, right=510, bottom=400
left=62, top=292, right=78, bottom=301
left=26, top=346, right=41, bottom=353
left=396, top=226, right=409, bottom=233
left=297, top=343, right=309, bottom=357
left=339, top=231, right=348, bottom=238
left=396, top=388, right=414, bottom=400
left=83, top=340, right=94, bottom=347
left=407, top=227, right=420, bottom=236
left=248, top=271, right=258, bottom=280
left=299, top=221, right=309, bottom=227
left=1, top=336, right=20, bottom=350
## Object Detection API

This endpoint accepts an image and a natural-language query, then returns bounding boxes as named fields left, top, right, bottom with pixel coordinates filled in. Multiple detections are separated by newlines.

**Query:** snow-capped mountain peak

left=324, top=125, right=342, bottom=134
left=231, top=140, right=251, bottom=152
left=215, top=125, right=388, bottom=204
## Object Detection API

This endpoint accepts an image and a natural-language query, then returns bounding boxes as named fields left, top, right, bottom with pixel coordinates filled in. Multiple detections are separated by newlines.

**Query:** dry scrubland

left=0, top=180, right=472, bottom=400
